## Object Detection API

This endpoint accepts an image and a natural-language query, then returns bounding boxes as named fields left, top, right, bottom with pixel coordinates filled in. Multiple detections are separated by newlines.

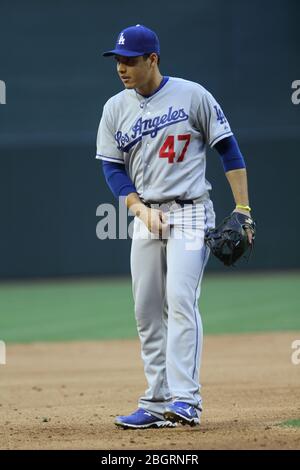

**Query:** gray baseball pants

left=130, top=199, right=215, bottom=418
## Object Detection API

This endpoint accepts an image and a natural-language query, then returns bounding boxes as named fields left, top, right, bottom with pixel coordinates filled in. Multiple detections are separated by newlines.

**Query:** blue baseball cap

left=102, top=24, right=160, bottom=57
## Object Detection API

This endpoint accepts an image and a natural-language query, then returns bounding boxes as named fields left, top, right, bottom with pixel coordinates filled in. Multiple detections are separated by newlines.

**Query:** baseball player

left=96, top=25, right=253, bottom=429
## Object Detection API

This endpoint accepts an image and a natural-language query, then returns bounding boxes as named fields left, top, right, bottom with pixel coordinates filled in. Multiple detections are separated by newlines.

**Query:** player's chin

left=122, top=81, right=135, bottom=89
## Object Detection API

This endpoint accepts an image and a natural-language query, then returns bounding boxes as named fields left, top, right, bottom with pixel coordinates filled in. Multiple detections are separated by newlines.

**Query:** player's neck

left=135, top=72, right=163, bottom=97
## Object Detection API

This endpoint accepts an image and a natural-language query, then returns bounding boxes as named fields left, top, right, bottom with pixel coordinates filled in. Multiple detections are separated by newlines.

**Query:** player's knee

left=134, top=302, right=159, bottom=322
left=167, top=289, right=192, bottom=319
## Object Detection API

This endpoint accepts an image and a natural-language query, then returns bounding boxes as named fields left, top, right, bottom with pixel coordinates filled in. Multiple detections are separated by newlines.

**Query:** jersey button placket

left=140, top=101, right=150, bottom=194
left=144, top=101, right=152, bottom=192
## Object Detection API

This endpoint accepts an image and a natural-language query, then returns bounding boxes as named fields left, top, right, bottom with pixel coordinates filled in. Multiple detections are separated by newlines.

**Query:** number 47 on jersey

left=159, top=134, right=191, bottom=164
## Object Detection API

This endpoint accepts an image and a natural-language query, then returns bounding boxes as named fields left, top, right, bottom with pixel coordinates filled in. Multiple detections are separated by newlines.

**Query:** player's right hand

left=139, top=207, right=169, bottom=237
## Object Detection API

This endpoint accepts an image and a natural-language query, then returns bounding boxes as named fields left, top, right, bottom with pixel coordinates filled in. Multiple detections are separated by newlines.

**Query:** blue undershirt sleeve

left=102, top=161, right=137, bottom=199
left=213, top=135, right=246, bottom=172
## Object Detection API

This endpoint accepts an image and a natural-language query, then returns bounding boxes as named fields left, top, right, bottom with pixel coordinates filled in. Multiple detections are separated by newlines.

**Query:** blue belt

left=144, top=199, right=195, bottom=208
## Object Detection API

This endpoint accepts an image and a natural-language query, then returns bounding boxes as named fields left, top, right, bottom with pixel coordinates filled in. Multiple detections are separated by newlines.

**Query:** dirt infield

left=0, top=332, right=300, bottom=450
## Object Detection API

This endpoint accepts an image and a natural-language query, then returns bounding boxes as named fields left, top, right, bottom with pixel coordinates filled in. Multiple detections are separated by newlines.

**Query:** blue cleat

left=163, top=401, right=201, bottom=426
left=115, top=408, right=177, bottom=429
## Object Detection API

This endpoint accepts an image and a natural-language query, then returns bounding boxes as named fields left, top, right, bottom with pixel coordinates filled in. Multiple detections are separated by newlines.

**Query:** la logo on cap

left=118, top=32, right=125, bottom=45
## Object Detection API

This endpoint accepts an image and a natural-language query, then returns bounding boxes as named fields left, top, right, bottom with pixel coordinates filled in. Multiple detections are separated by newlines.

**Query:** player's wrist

left=235, top=204, right=251, bottom=212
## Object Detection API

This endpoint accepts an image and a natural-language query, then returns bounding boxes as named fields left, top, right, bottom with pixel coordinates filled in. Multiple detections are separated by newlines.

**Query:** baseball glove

left=204, top=212, right=256, bottom=266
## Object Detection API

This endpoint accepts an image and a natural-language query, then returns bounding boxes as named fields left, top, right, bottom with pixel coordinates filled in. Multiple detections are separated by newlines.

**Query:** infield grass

left=279, top=419, right=300, bottom=428
left=0, top=272, right=299, bottom=342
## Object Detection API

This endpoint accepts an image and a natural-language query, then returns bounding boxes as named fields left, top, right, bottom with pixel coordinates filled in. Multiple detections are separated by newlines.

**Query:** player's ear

left=149, top=53, right=158, bottom=67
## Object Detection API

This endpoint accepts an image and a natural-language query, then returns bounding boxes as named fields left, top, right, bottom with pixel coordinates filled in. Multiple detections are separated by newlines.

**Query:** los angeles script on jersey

left=114, top=106, right=189, bottom=151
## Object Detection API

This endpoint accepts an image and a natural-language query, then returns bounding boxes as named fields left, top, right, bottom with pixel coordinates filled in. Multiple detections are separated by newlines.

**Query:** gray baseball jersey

left=96, top=76, right=233, bottom=202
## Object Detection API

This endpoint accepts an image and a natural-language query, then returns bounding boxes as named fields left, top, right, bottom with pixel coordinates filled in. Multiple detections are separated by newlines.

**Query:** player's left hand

left=233, top=208, right=254, bottom=244
left=205, top=210, right=256, bottom=266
